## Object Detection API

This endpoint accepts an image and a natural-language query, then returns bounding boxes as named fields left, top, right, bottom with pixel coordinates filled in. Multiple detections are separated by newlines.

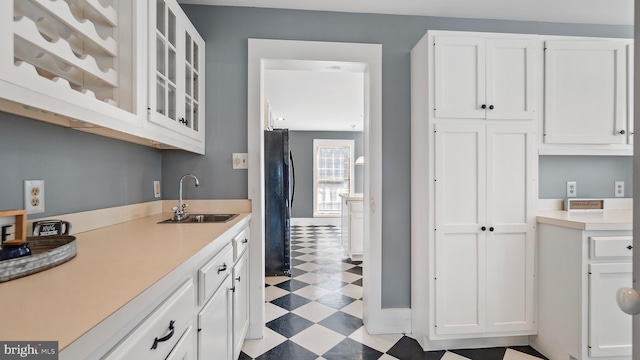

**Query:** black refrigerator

left=264, top=129, right=295, bottom=276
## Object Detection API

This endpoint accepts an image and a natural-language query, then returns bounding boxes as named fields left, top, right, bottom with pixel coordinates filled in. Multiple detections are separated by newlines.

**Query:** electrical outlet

left=24, top=180, right=44, bottom=214
left=566, top=181, right=577, bottom=198
left=615, top=181, right=625, bottom=198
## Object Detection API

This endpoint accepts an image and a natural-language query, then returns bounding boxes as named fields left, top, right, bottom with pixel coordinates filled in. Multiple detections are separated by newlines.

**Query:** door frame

left=247, top=39, right=393, bottom=338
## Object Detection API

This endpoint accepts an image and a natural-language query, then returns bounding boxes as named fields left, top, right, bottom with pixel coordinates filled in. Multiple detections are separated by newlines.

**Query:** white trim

left=366, top=308, right=412, bottom=334
left=248, top=39, right=384, bottom=338
left=414, top=334, right=531, bottom=351
left=291, top=217, right=341, bottom=226
left=312, top=138, right=355, bottom=217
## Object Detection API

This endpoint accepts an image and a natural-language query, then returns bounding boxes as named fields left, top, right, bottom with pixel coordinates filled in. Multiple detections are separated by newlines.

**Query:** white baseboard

left=416, top=335, right=531, bottom=351
left=365, top=308, right=412, bottom=335
left=291, top=217, right=341, bottom=226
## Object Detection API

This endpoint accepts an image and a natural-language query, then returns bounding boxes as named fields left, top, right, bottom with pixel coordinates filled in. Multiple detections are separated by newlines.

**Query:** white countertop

left=536, top=209, right=632, bottom=231
left=0, top=210, right=251, bottom=350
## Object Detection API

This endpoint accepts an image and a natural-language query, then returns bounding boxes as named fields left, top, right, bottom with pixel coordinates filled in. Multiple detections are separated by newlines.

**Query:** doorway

left=247, top=39, right=386, bottom=339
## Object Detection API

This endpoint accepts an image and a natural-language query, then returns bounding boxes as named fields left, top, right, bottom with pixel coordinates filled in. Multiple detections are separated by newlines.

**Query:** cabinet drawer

left=233, top=227, right=250, bottom=261
left=590, top=236, right=633, bottom=259
left=199, top=244, right=233, bottom=304
left=104, top=280, right=195, bottom=360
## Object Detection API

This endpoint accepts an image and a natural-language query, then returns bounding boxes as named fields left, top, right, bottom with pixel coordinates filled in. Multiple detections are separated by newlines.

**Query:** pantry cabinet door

left=434, top=123, right=487, bottom=335
left=544, top=41, right=626, bottom=144
left=434, top=36, right=486, bottom=119
left=485, top=124, right=536, bottom=332
left=485, top=38, right=537, bottom=120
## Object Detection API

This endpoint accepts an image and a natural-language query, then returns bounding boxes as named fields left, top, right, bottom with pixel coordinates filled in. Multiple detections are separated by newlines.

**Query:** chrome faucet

left=173, top=174, right=200, bottom=221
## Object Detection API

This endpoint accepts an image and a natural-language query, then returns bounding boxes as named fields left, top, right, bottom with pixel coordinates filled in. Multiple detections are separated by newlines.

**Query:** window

left=313, top=139, right=355, bottom=216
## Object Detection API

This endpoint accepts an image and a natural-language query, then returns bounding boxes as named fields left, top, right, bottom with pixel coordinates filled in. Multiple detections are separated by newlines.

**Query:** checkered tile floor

left=240, top=225, right=548, bottom=360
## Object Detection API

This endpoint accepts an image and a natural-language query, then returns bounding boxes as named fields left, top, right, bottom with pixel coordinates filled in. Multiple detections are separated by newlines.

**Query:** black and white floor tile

left=240, top=225, right=548, bottom=360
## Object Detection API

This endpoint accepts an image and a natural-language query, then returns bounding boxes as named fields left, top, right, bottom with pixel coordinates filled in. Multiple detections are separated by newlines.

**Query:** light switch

left=232, top=153, right=248, bottom=169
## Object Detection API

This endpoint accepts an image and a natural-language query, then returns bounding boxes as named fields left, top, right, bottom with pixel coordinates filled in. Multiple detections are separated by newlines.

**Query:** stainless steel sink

left=158, top=214, right=239, bottom=224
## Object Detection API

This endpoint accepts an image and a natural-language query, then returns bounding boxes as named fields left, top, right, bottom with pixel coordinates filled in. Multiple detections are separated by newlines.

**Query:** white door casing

left=246, top=39, right=399, bottom=338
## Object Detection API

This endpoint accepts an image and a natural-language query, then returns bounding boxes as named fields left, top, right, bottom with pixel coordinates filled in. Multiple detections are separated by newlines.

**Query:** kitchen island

left=533, top=208, right=632, bottom=360
left=0, top=201, right=251, bottom=359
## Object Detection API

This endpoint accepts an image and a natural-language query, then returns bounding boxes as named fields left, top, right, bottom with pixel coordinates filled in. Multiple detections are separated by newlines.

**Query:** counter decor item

left=0, top=209, right=30, bottom=261
left=0, top=210, right=76, bottom=282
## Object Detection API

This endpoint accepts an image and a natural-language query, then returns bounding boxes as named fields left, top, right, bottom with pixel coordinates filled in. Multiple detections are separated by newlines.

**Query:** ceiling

left=178, top=0, right=633, bottom=26
left=263, top=60, right=366, bottom=132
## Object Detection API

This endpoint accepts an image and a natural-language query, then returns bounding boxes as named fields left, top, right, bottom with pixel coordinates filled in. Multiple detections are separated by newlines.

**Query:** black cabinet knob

left=627, top=245, right=633, bottom=250
left=489, top=227, right=494, bottom=232
left=619, top=130, right=626, bottom=135
left=481, top=104, right=487, bottom=109
left=489, top=105, right=494, bottom=110
left=481, top=226, right=487, bottom=231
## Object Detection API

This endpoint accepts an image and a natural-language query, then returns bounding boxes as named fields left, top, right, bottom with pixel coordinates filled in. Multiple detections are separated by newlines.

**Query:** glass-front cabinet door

left=148, top=0, right=205, bottom=142
left=183, top=29, right=203, bottom=135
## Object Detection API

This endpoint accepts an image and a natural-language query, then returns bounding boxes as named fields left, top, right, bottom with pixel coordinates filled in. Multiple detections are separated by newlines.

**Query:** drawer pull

left=627, top=245, right=633, bottom=250
left=242, top=238, right=249, bottom=244
left=217, top=263, right=228, bottom=274
left=151, top=320, right=175, bottom=350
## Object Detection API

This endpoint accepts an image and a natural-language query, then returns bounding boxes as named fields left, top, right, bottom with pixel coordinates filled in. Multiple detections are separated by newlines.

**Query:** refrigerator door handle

left=290, top=150, right=296, bottom=209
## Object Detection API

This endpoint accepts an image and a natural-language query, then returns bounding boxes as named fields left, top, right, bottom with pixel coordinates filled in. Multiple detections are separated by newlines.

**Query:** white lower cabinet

left=104, top=280, right=196, bottom=360
left=534, top=225, right=632, bottom=360
left=198, top=276, right=233, bottom=360
left=91, top=223, right=251, bottom=360
left=166, top=326, right=196, bottom=360
left=589, top=263, right=632, bottom=357
left=233, top=251, right=250, bottom=360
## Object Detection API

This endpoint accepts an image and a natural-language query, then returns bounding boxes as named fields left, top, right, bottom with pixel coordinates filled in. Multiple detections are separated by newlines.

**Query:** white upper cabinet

left=0, top=0, right=144, bottom=128
left=434, top=35, right=536, bottom=120
left=544, top=40, right=627, bottom=146
left=148, top=0, right=205, bottom=150
left=0, top=0, right=206, bottom=154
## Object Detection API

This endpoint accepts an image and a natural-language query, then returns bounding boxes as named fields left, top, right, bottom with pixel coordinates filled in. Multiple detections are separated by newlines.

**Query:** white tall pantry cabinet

left=411, top=31, right=538, bottom=350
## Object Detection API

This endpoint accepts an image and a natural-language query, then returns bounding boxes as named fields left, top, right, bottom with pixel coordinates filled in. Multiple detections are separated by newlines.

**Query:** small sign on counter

left=565, top=198, right=605, bottom=211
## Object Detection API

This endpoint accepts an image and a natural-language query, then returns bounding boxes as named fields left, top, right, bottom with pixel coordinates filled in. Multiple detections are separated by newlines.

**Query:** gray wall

left=539, top=156, right=633, bottom=198
left=0, top=112, right=162, bottom=217
left=0, top=5, right=631, bottom=309
left=289, top=131, right=364, bottom=218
